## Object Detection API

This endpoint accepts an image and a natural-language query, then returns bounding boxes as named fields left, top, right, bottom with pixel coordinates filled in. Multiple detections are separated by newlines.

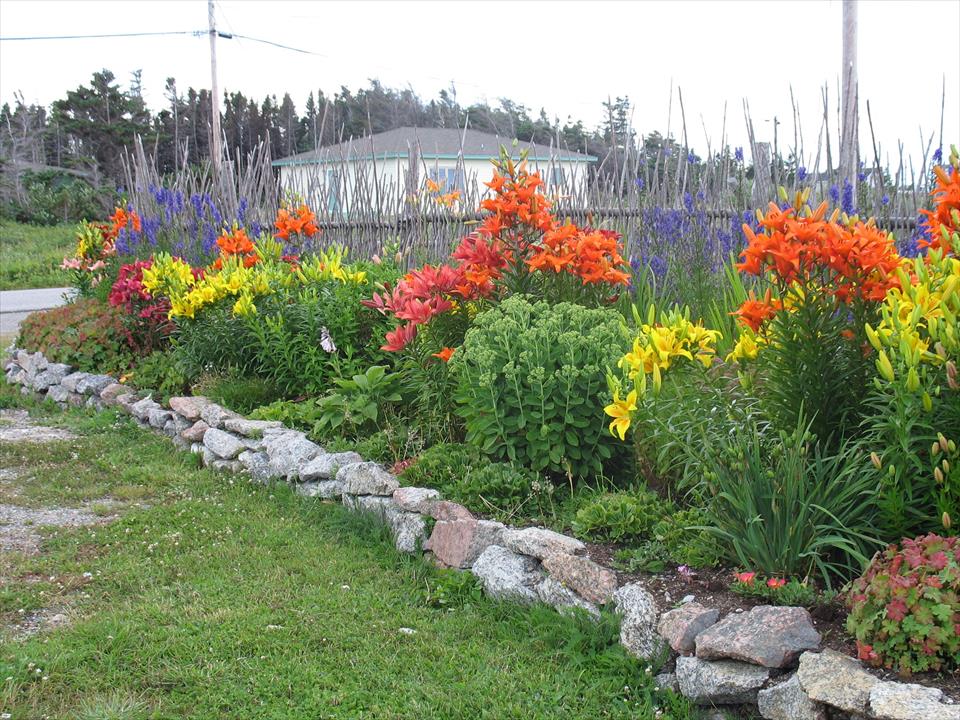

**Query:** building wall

left=277, top=156, right=591, bottom=216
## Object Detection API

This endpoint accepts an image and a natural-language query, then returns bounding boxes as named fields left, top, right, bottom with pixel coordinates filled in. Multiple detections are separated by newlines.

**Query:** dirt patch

left=0, top=502, right=115, bottom=555
left=0, top=408, right=76, bottom=443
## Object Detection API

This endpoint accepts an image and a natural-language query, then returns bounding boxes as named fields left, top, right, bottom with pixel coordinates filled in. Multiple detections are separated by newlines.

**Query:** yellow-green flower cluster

left=604, top=305, right=721, bottom=441
left=142, top=242, right=367, bottom=321
left=866, top=242, right=960, bottom=398
left=617, top=306, right=721, bottom=395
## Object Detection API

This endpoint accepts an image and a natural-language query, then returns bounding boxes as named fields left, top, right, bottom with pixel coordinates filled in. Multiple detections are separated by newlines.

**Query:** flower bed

left=9, top=142, right=960, bottom=717
left=5, top=348, right=959, bottom=719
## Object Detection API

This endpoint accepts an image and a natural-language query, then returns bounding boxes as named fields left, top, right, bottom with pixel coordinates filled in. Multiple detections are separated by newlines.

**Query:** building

left=271, top=127, right=596, bottom=216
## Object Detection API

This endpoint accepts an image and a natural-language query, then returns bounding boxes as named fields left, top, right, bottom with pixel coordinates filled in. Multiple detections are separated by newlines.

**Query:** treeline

left=1, top=68, right=648, bottom=187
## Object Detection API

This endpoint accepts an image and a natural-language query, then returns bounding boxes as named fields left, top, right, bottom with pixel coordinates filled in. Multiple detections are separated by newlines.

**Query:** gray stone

left=345, top=495, right=428, bottom=554
left=211, top=459, right=242, bottom=473
left=30, top=363, right=70, bottom=391
left=168, top=396, right=211, bottom=421
left=147, top=408, right=174, bottom=429
left=223, top=417, right=283, bottom=437
left=162, top=419, right=179, bottom=437
left=471, top=545, right=544, bottom=604
left=614, top=582, right=665, bottom=660
left=115, top=393, right=138, bottom=413
left=238, top=451, right=274, bottom=483
left=84, top=395, right=104, bottom=410
left=675, top=656, right=771, bottom=705
left=67, top=392, right=85, bottom=407
left=5, top=368, right=24, bottom=385
left=199, top=402, right=241, bottom=429
left=60, top=372, right=91, bottom=393
left=203, top=428, right=247, bottom=460
left=296, top=480, right=344, bottom=499
left=535, top=576, right=600, bottom=618
left=757, top=673, right=825, bottom=720
left=541, top=553, right=616, bottom=605
left=202, top=447, right=216, bottom=467
left=130, top=396, right=160, bottom=421
left=46, top=384, right=69, bottom=404
left=170, top=414, right=192, bottom=433
left=424, top=500, right=474, bottom=521
left=501, top=526, right=586, bottom=560
left=654, top=672, right=679, bottom=693
left=868, top=681, right=960, bottom=720
left=299, top=451, right=364, bottom=481
left=658, top=602, right=720, bottom=655
left=696, top=605, right=820, bottom=668
left=190, top=443, right=204, bottom=455
left=75, top=374, right=115, bottom=395
left=797, top=650, right=880, bottom=715
left=264, top=430, right=322, bottom=480
left=425, top=518, right=506, bottom=568
left=240, top=437, right=265, bottom=453
left=99, top=382, right=133, bottom=405
left=336, top=461, right=399, bottom=496
left=171, top=435, right=190, bottom=452
left=392, top=486, right=441, bottom=513
left=19, top=351, right=47, bottom=376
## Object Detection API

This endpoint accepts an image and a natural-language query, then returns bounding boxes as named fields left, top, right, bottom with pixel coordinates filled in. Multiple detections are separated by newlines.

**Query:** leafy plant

left=572, top=489, right=669, bottom=542
left=400, top=443, right=484, bottom=495
left=452, top=295, right=627, bottom=479
left=651, top=508, right=724, bottom=568
left=126, top=350, right=189, bottom=402
left=846, top=534, right=960, bottom=674
left=730, top=574, right=824, bottom=607
left=423, top=569, right=484, bottom=610
left=450, top=462, right=545, bottom=516
left=312, top=365, right=404, bottom=435
left=192, top=372, right=283, bottom=415
left=614, top=541, right=672, bottom=573
left=17, top=298, right=132, bottom=373
left=688, top=417, right=881, bottom=587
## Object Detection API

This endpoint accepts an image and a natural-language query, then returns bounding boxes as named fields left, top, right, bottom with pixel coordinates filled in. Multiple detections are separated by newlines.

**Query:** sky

left=0, top=0, right=957, bottom=170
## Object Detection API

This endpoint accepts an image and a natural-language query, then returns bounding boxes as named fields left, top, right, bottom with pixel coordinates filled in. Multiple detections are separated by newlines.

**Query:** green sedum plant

left=846, top=534, right=960, bottom=674
left=451, top=295, right=625, bottom=479
left=572, top=489, right=670, bottom=543
left=399, top=443, right=484, bottom=495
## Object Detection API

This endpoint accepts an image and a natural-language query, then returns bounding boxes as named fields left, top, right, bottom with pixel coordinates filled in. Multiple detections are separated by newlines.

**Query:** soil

left=585, top=542, right=960, bottom=701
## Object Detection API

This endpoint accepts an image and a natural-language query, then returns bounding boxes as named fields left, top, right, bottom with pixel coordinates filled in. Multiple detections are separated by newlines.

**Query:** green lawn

left=0, top=388, right=696, bottom=720
left=0, top=221, right=74, bottom=291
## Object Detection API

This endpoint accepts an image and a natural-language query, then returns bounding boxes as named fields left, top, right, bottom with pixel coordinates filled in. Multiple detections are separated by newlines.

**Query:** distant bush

left=17, top=298, right=131, bottom=373
left=2, top=170, right=106, bottom=226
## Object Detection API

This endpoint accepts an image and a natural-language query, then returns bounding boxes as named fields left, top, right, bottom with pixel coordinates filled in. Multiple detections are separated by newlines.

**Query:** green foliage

left=423, top=569, right=484, bottom=610
left=126, top=350, right=189, bottom=402
left=400, top=443, right=484, bottom=495
left=312, top=365, right=403, bottom=435
left=754, top=296, right=871, bottom=444
left=3, top=170, right=104, bottom=226
left=0, top=222, right=75, bottom=291
left=249, top=397, right=318, bottom=432
left=651, top=508, right=725, bottom=568
left=846, top=534, right=960, bottom=674
left=572, top=489, right=670, bottom=542
left=451, top=295, right=626, bottom=479
left=614, top=541, right=673, bottom=573
left=450, top=462, right=544, bottom=515
left=193, top=372, right=283, bottom=415
left=16, top=298, right=131, bottom=373
left=730, top=577, right=824, bottom=607
left=689, top=418, right=881, bottom=587
left=397, top=348, right=463, bottom=446
left=862, top=377, right=960, bottom=541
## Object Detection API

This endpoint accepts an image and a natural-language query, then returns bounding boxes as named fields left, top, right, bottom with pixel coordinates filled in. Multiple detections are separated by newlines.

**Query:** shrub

left=652, top=508, right=724, bottom=568
left=846, top=534, right=960, bottom=674
left=107, top=259, right=173, bottom=356
left=572, top=489, right=669, bottom=542
left=17, top=298, right=132, bottom=373
left=452, top=296, right=626, bottom=479
left=311, top=365, right=403, bottom=436
left=400, top=443, right=484, bottom=495
left=450, top=462, right=542, bottom=515
left=126, top=350, right=189, bottom=402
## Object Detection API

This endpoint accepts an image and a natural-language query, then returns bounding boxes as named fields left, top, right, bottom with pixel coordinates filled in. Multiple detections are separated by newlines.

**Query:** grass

left=0, top=387, right=696, bottom=720
left=0, top=221, right=74, bottom=291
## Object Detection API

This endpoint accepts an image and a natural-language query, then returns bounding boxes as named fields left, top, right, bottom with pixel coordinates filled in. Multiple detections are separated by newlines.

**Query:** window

left=427, top=167, right=464, bottom=192
left=325, top=168, right=341, bottom=213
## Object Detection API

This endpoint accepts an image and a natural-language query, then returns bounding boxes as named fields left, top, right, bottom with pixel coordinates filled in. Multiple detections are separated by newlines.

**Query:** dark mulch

left=583, top=542, right=960, bottom=700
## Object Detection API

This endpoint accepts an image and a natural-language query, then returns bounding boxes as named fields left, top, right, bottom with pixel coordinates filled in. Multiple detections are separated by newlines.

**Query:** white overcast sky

left=0, top=0, right=957, bottom=169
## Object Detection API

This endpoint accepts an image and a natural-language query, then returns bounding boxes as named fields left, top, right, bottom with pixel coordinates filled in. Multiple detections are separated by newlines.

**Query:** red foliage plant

left=108, top=260, right=174, bottom=355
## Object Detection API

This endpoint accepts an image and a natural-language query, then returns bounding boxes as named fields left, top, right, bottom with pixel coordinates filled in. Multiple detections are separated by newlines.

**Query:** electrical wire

left=0, top=30, right=203, bottom=41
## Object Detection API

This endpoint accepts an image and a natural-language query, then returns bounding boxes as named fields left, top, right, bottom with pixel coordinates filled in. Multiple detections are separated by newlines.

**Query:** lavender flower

left=933, top=147, right=943, bottom=164
left=734, top=147, right=744, bottom=163
left=797, top=167, right=807, bottom=182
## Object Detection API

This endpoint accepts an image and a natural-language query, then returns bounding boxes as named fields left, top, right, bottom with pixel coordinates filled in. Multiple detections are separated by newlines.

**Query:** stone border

left=4, top=347, right=956, bottom=720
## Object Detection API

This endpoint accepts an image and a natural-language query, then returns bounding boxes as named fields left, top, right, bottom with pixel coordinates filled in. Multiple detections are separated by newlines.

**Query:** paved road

left=0, top=287, right=74, bottom=341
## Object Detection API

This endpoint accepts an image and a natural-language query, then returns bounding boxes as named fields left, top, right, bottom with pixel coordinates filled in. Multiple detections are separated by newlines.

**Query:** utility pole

left=840, top=0, right=858, bottom=195
left=208, top=0, right=222, bottom=177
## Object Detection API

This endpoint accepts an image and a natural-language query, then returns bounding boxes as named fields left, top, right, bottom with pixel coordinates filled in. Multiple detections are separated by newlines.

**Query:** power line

left=228, top=33, right=327, bottom=57
left=0, top=30, right=203, bottom=41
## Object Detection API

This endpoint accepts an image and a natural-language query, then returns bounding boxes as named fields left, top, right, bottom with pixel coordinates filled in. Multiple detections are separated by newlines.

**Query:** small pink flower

left=61, top=257, right=82, bottom=270
left=766, top=577, right=787, bottom=589
left=89, top=260, right=106, bottom=271
left=733, top=571, right=756, bottom=585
